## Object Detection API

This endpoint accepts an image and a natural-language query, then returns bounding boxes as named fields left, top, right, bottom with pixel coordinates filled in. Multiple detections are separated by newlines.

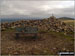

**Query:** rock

left=1, top=15, right=74, bottom=35
left=13, top=51, right=19, bottom=55
left=62, top=48, right=66, bottom=51
left=56, top=30, right=59, bottom=32
left=1, top=27, right=6, bottom=31
left=53, top=47, right=57, bottom=50
left=64, top=32, right=67, bottom=35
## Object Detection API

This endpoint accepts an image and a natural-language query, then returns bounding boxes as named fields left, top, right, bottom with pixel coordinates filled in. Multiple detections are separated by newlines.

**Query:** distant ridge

left=58, top=17, right=74, bottom=20
left=1, top=17, right=42, bottom=23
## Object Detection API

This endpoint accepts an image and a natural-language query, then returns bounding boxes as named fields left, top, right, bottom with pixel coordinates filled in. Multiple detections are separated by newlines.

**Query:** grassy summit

left=1, top=16, right=74, bottom=55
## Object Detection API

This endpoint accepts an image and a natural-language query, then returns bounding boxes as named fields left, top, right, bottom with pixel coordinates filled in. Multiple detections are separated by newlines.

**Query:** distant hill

left=58, top=17, right=74, bottom=20
left=1, top=17, right=42, bottom=23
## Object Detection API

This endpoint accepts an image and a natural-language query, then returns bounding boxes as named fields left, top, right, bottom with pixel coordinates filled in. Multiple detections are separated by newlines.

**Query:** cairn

left=1, top=15, right=74, bottom=35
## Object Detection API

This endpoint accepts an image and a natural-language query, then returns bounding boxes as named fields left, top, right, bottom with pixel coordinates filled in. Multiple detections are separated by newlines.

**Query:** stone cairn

left=1, top=15, right=74, bottom=35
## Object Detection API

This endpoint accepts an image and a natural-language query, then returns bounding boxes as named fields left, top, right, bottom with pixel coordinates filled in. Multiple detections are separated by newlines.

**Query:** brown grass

left=1, top=30, right=74, bottom=55
left=60, top=20, right=75, bottom=26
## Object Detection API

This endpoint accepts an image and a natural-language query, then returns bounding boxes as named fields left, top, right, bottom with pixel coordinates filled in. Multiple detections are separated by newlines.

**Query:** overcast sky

left=0, top=0, right=74, bottom=18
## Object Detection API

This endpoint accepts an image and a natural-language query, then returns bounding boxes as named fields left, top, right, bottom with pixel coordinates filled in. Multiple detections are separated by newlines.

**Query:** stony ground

left=1, top=30, right=74, bottom=55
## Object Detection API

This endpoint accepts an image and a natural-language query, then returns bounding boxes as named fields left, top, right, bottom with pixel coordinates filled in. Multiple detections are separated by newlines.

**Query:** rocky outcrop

left=1, top=15, right=74, bottom=35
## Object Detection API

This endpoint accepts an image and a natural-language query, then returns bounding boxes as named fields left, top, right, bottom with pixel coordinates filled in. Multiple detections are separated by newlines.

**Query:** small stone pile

left=1, top=15, right=74, bottom=35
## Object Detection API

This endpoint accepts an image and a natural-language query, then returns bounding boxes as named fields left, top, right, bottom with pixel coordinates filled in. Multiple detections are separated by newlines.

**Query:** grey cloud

left=0, top=0, right=74, bottom=18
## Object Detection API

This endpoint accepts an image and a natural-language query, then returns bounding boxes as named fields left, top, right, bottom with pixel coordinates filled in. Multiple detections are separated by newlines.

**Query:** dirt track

left=1, top=31, right=74, bottom=55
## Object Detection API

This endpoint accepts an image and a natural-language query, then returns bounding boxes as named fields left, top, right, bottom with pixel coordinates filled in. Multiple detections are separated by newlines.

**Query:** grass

left=1, top=28, right=74, bottom=55
left=38, top=28, right=74, bottom=41
left=2, top=28, right=16, bottom=32
left=1, top=19, right=74, bottom=55
left=47, top=31, right=74, bottom=41
left=2, top=27, right=74, bottom=41
left=2, top=19, right=74, bottom=41
left=38, top=30, right=47, bottom=33
left=61, top=20, right=75, bottom=26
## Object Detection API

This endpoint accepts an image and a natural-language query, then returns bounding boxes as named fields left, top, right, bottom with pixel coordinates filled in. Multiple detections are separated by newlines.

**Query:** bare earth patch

left=1, top=31, right=74, bottom=55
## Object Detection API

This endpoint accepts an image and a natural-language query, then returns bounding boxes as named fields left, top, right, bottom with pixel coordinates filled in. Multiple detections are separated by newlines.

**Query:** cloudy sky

left=0, top=0, right=74, bottom=18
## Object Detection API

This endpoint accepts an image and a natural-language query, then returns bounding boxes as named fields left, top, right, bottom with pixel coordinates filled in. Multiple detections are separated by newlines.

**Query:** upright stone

left=49, top=14, right=56, bottom=22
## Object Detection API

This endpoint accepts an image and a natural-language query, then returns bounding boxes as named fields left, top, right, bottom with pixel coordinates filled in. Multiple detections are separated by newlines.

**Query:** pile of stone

left=1, top=15, right=74, bottom=35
